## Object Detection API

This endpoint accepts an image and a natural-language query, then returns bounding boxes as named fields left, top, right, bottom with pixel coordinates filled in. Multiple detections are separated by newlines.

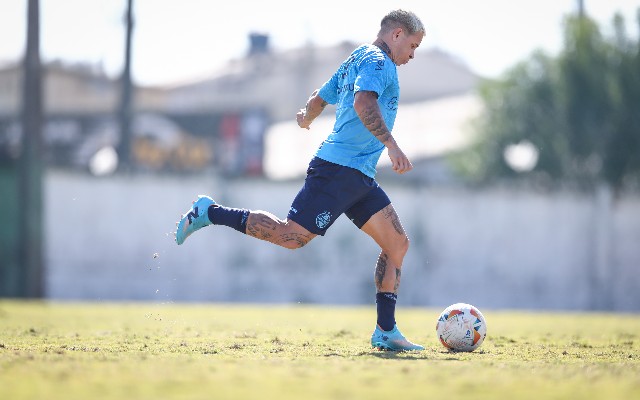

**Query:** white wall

left=45, top=171, right=640, bottom=311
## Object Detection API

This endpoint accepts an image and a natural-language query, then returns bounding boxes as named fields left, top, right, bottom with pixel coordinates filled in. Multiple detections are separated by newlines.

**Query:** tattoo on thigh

left=382, top=205, right=405, bottom=235
left=375, top=253, right=389, bottom=291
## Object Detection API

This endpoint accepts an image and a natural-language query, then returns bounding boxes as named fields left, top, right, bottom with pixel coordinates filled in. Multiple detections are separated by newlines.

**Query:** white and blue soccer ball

left=436, top=303, right=487, bottom=352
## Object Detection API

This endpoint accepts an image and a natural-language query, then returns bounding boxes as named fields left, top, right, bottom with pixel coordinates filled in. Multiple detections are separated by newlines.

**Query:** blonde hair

left=379, top=9, right=425, bottom=36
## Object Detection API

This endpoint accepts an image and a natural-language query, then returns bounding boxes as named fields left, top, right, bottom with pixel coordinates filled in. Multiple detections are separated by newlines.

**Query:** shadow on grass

left=354, top=350, right=435, bottom=361
left=348, top=348, right=474, bottom=361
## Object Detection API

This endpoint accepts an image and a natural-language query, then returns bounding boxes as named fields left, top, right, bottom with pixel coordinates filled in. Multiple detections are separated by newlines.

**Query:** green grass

left=0, top=301, right=638, bottom=400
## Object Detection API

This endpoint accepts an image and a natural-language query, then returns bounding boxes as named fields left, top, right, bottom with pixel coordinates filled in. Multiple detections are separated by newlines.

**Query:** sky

left=0, top=0, right=638, bottom=87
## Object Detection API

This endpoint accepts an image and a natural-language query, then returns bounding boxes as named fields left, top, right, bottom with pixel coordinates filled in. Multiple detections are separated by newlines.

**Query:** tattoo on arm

left=305, top=99, right=327, bottom=114
left=360, top=104, right=392, bottom=143
left=303, top=92, right=328, bottom=124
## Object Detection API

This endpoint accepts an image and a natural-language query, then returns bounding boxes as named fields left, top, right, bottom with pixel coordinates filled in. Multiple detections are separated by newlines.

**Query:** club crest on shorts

left=315, top=211, right=331, bottom=229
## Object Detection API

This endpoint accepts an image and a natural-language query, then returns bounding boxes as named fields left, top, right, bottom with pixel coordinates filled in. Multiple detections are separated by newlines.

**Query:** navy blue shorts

left=287, top=157, right=391, bottom=236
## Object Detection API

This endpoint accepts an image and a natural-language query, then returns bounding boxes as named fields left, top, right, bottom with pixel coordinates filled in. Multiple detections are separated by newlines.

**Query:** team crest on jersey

left=316, top=211, right=331, bottom=229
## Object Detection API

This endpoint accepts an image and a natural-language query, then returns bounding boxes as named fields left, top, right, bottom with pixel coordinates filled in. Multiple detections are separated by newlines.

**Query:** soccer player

left=175, top=9, right=426, bottom=351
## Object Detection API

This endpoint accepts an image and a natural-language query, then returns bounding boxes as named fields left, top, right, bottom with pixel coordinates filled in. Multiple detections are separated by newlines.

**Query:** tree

left=454, top=10, right=640, bottom=192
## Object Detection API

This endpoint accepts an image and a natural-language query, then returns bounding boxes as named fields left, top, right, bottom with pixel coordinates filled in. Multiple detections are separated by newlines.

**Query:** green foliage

left=454, top=10, right=640, bottom=191
left=0, top=301, right=639, bottom=400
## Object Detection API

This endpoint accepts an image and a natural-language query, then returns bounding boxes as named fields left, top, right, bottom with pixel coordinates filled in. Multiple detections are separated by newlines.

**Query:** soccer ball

left=436, top=303, right=487, bottom=352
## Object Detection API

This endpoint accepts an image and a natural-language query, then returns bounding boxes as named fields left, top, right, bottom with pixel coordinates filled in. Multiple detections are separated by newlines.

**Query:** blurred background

left=0, top=0, right=638, bottom=311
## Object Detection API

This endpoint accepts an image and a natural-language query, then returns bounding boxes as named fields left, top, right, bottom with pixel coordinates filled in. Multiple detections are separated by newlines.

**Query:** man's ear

left=392, top=27, right=404, bottom=42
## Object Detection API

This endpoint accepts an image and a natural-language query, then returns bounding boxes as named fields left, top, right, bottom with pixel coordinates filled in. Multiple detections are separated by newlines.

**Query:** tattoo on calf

left=256, top=214, right=277, bottom=230
left=375, top=253, right=389, bottom=291
left=245, top=213, right=312, bottom=248
left=246, top=214, right=276, bottom=240
left=394, top=268, right=401, bottom=294
left=278, top=233, right=311, bottom=248
left=246, top=223, right=271, bottom=240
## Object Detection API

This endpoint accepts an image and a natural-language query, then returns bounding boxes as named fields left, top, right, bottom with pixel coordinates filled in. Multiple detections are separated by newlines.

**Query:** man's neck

left=372, top=38, right=393, bottom=61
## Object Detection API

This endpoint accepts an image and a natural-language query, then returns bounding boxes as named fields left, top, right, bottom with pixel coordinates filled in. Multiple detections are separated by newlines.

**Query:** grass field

left=0, top=301, right=638, bottom=400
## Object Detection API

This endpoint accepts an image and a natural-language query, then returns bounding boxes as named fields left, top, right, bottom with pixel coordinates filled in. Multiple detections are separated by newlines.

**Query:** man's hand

left=297, top=108, right=311, bottom=130
left=297, top=89, right=327, bottom=130
left=354, top=91, right=413, bottom=175
left=387, top=141, right=413, bottom=174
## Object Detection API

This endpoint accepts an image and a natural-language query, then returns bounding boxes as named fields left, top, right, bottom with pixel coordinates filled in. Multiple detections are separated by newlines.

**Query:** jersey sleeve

left=317, top=72, right=339, bottom=105
left=353, top=53, right=388, bottom=98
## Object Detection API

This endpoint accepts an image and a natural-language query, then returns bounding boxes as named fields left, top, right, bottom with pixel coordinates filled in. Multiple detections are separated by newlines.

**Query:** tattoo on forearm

left=375, top=253, right=389, bottom=291
left=304, top=98, right=328, bottom=122
left=361, top=105, right=391, bottom=143
left=382, top=205, right=405, bottom=235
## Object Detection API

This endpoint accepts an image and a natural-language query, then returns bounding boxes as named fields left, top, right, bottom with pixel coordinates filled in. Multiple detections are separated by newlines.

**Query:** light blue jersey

left=316, top=44, right=399, bottom=178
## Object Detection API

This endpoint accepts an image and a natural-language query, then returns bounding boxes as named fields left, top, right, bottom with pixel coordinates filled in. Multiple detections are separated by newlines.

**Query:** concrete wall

left=45, top=171, right=640, bottom=311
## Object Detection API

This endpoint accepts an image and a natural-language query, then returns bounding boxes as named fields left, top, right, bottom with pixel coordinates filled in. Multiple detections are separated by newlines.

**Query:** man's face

left=392, top=30, right=424, bottom=66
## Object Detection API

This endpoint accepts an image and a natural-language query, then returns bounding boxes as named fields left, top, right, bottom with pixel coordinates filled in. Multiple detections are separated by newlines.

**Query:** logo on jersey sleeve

left=386, top=96, right=398, bottom=111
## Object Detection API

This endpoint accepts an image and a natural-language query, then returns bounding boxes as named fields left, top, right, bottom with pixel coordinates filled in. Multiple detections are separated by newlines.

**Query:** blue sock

left=376, top=292, right=397, bottom=332
left=208, top=205, right=250, bottom=234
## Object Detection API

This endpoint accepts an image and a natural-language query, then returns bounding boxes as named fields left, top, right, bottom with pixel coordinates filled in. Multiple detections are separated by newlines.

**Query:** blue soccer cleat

left=371, top=324, right=425, bottom=351
left=175, top=195, right=216, bottom=245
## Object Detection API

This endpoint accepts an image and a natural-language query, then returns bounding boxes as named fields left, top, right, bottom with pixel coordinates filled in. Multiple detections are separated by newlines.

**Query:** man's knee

left=398, top=235, right=410, bottom=258
left=278, top=224, right=315, bottom=250
left=402, top=235, right=410, bottom=254
left=387, top=235, right=410, bottom=264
